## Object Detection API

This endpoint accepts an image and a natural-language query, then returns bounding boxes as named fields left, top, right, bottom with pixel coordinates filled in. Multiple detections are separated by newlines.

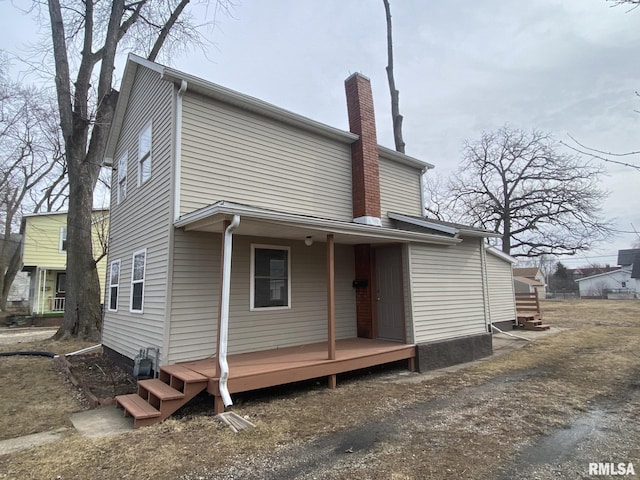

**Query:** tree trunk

left=383, top=0, right=405, bottom=154
left=54, top=144, right=102, bottom=341
left=0, top=238, right=23, bottom=311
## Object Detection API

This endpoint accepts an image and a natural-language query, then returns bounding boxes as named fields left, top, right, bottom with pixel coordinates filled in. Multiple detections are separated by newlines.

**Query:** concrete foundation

left=415, top=333, right=493, bottom=372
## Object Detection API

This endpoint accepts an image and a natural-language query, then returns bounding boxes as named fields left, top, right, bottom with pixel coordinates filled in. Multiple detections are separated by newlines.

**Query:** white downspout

left=173, top=80, right=187, bottom=222
left=419, top=166, right=430, bottom=216
left=218, top=214, right=240, bottom=407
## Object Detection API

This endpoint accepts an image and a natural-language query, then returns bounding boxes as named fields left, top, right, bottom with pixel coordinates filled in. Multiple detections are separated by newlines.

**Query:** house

left=485, top=247, right=518, bottom=331
left=513, top=267, right=546, bottom=298
left=575, top=249, right=639, bottom=299
left=102, top=54, right=516, bottom=422
left=21, top=210, right=109, bottom=317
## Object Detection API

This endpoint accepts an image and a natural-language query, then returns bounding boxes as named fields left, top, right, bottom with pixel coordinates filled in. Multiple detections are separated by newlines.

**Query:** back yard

left=0, top=299, right=638, bottom=479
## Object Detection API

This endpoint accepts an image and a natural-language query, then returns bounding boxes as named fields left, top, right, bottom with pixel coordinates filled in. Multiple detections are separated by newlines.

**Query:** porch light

left=304, top=236, right=313, bottom=246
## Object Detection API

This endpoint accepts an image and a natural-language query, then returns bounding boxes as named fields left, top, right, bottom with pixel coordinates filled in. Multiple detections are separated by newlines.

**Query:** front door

left=375, top=246, right=405, bottom=342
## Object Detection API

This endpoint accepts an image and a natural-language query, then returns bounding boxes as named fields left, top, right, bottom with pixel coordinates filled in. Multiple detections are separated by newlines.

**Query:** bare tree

left=383, top=0, right=405, bottom=153
left=447, top=125, right=613, bottom=257
left=0, top=60, right=67, bottom=310
left=22, top=0, right=233, bottom=341
left=423, top=171, right=448, bottom=221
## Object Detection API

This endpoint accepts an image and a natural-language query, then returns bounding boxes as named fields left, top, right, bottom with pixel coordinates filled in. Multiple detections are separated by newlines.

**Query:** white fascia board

left=378, top=146, right=434, bottom=170
left=485, top=245, right=518, bottom=264
left=388, top=212, right=459, bottom=235
left=175, top=202, right=461, bottom=246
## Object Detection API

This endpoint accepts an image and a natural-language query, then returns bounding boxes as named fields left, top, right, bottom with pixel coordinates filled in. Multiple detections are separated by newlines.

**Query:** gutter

left=218, top=214, right=240, bottom=407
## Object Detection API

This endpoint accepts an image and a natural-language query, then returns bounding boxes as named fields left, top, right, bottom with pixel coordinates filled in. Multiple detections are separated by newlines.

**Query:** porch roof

left=174, top=201, right=462, bottom=246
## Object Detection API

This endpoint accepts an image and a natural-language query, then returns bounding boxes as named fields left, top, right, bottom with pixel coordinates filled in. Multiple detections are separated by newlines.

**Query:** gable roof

left=574, top=268, right=626, bottom=283
left=513, top=267, right=541, bottom=278
left=105, top=54, right=434, bottom=173
left=514, top=276, right=544, bottom=287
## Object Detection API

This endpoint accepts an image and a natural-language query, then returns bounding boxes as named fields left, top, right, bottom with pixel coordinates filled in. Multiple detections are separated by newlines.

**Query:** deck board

left=178, top=338, right=415, bottom=396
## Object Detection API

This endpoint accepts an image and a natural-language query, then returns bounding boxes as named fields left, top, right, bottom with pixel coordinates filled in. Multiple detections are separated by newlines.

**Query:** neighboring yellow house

left=21, top=210, right=109, bottom=315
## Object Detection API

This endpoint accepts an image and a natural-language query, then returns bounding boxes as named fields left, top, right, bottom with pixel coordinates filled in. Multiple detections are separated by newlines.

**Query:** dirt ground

left=0, top=299, right=639, bottom=479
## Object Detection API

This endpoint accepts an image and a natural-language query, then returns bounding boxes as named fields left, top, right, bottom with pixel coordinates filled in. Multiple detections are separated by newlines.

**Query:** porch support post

left=215, top=220, right=230, bottom=379
left=327, top=234, right=336, bottom=361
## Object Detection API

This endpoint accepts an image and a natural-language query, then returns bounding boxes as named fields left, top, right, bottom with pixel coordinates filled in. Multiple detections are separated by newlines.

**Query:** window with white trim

left=59, top=226, right=67, bottom=252
left=250, top=245, right=291, bottom=310
left=138, top=123, right=152, bottom=185
left=130, top=249, right=146, bottom=313
left=117, top=152, right=127, bottom=204
left=108, top=260, right=120, bottom=312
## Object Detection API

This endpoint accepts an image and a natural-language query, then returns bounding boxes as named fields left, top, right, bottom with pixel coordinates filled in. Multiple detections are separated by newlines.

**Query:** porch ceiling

left=174, top=201, right=461, bottom=246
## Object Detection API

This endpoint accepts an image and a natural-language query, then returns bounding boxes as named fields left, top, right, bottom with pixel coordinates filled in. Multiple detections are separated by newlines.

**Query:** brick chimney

left=345, top=73, right=382, bottom=227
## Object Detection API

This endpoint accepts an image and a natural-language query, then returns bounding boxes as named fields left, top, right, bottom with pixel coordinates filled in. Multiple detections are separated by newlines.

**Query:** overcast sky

left=1, top=0, right=639, bottom=267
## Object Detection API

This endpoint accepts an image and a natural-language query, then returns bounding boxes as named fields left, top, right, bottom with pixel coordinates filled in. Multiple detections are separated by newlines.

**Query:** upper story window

left=138, top=123, right=152, bottom=186
left=108, top=259, right=120, bottom=312
left=250, top=244, right=290, bottom=310
left=130, top=248, right=146, bottom=313
left=59, top=226, right=67, bottom=252
left=117, top=152, right=127, bottom=204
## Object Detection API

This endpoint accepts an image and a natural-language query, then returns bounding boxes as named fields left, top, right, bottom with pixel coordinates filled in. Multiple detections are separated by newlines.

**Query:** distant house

left=575, top=249, right=639, bottom=299
left=21, top=210, right=109, bottom=315
left=102, top=55, right=517, bottom=423
left=513, top=267, right=546, bottom=298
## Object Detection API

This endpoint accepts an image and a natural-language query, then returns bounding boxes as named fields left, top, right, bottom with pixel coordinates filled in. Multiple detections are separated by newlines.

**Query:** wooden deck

left=179, top=338, right=416, bottom=405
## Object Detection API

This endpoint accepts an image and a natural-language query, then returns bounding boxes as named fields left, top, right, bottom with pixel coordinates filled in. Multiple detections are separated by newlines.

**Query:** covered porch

left=172, top=201, right=460, bottom=412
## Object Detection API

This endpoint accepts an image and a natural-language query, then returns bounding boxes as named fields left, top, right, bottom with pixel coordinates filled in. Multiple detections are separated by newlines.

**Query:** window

left=59, top=226, right=67, bottom=252
left=117, top=152, right=127, bottom=204
left=130, top=249, right=146, bottom=312
left=56, top=273, right=66, bottom=294
left=621, top=281, right=627, bottom=288
left=108, top=260, right=120, bottom=312
left=138, top=123, right=152, bottom=185
left=250, top=245, right=290, bottom=310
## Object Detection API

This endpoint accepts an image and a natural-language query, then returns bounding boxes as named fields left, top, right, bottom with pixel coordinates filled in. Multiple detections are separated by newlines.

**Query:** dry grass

left=0, top=335, right=95, bottom=440
left=1, top=300, right=639, bottom=479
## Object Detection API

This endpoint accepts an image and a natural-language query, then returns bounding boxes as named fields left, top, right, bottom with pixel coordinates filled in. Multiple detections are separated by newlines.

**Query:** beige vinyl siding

left=410, top=238, right=487, bottom=343
left=485, top=251, right=517, bottom=324
left=101, top=65, right=174, bottom=363
left=379, top=156, right=422, bottom=227
left=180, top=92, right=353, bottom=221
left=402, top=244, right=415, bottom=344
left=167, top=233, right=356, bottom=363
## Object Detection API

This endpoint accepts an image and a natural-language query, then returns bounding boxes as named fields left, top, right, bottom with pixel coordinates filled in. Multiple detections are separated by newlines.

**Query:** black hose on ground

left=0, top=351, right=56, bottom=358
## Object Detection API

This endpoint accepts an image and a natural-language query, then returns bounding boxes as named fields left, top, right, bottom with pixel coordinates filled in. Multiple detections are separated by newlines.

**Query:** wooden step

left=159, top=364, right=208, bottom=383
left=138, top=379, right=184, bottom=401
left=116, top=394, right=161, bottom=420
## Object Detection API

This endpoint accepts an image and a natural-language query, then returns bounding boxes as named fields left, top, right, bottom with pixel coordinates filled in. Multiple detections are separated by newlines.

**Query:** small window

left=108, top=260, right=120, bottom=312
left=130, top=249, right=146, bottom=313
left=56, top=273, right=66, bottom=294
left=117, top=152, right=127, bottom=204
left=621, top=281, right=627, bottom=288
left=138, top=123, right=152, bottom=185
left=59, top=226, right=67, bottom=252
left=250, top=245, right=290, bottom=310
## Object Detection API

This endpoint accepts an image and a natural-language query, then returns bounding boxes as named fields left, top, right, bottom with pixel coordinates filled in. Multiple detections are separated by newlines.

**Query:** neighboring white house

left=575, top=269, right=637, bottom=299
